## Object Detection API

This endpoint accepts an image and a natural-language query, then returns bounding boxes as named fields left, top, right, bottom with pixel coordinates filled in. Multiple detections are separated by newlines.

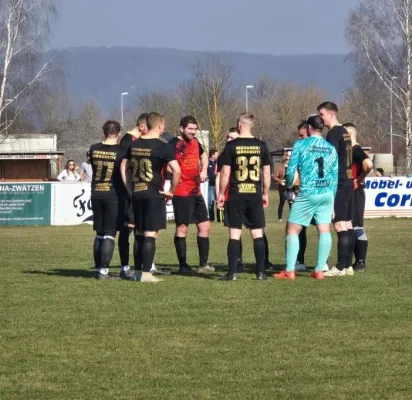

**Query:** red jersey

left=168, top=137, right=204, bottom=196
left=352, top=144, right=368, bottom=190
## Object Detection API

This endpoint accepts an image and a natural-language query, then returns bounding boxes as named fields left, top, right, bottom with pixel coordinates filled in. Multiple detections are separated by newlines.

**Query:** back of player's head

left=103, top=120, right=121, bottom=137
left=238, top=113, right=254, bottom=125
left=180, top=115, right=198, bottom=129
left=147, top=112, right=165, bottom=130
left=297, top=120, right=308, bottom=131
left=306, top=115, right=324, bottom=131
left=136, top=113, right=149, bottom=127
left=317, top=101, right=339, bottom=113
left=343, top=122, right=357, bottom=143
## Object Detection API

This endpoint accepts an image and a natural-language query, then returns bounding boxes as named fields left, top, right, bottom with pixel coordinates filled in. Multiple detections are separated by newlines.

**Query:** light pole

left=120, top=92, right=128, bottom=128
left=390, top=76, right=398, bottom=155
left=245, top=85, right=253, bottom=112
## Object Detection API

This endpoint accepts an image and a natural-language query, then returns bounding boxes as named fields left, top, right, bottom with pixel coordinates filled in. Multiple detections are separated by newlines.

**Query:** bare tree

left=181, top=54, right=239, bottom=151
left=250, top=78, right=325, bottom=149
left=346, top=0, right=412, bottom=170
left=0, top=0, right=58, bottom=137
left=134, top=89, right=183, bottom=133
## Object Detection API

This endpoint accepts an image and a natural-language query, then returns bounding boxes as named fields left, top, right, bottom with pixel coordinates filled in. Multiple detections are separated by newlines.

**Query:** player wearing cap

left=274, top=115, right=338, bottom=280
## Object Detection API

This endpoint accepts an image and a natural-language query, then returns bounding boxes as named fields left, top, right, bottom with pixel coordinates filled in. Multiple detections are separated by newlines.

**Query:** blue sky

left=52, top=0, right=359, bottom=55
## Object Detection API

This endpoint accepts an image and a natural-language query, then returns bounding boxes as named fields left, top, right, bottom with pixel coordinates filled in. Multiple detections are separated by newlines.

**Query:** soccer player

left=217, top=113, right=272, bottom=281
left=90, top=120, right=127, bottom=280
left=274, top=115, right=338, bottom=280
left=215, top=127, right=245, bottom=272
left=117, top=113, right=149, bottom=275
left=318, top=102, right=355, bottom=277
left=168, top=116, right=213, bottom=274
left=343, top=123, right=373, bottom=272
left=121, top=112, right=181, bottom=282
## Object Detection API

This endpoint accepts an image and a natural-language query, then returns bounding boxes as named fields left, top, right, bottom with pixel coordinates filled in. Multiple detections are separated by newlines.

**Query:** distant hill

left=59, top=47, right=352, bottom=111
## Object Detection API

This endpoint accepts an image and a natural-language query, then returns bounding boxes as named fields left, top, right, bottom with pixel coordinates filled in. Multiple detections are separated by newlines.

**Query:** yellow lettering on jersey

left=238, top=183, right=257, bottom=193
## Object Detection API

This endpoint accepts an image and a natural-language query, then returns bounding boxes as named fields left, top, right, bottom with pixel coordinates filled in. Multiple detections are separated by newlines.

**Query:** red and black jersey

left=168, top=137, right=204, bottom=197
left=352, top=144, right=369, bottom=190
left=89, top=142, right=126, bottom=198
left=220, top=137, right=271, bottom=199
left=126, top=138, right=175, bottom=199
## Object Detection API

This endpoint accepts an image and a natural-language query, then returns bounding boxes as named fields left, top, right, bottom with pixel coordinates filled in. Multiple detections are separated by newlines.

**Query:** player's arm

left=200, top=151, right=208, bottom=183
left=358, top=157, right=373, bottom=185
left=120, top=158, right=132, bottom=197
left=331, top=151, right=339, bottom=196
left=160, top=160, right=181, bottom=199
left=285, top=145, right=299, bottom=189
left=215, top=172, right=221, bottom=199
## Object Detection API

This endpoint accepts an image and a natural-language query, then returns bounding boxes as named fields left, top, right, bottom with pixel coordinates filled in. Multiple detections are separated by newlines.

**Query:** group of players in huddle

left=89, top=101, right=372, bottom=281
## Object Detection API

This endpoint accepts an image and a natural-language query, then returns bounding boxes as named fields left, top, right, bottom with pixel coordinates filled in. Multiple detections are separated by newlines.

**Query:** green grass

left=1, top=196, right=412, bottom=399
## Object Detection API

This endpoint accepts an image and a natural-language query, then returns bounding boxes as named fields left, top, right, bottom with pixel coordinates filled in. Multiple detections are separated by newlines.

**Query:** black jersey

left=89, top=142, right=126, bottom=198
left=352, top=145, right=369, bottom=190
left=220, top=137, right=271, bottom=198
left=119, top=132, right=138, bottom=150
left=326, top=125, right=353, bottom=189
left=126, top=138, right=175, bottom=199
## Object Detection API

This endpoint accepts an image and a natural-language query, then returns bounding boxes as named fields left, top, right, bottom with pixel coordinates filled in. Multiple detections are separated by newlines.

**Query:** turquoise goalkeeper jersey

left=285, top=135, right=338, bottom=196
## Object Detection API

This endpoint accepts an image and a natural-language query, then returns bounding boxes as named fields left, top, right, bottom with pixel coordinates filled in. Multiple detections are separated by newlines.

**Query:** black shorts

left=333, top=188, right=354, bottom=223
left=172, top=195, right=209, bottom=226
left=92, top=197, right=119, bottom=235
left=132, top=196, right=167, bottom=233
left=225, top=196, right=265, bottom=230
left=353, top=189, right=365, bottom=227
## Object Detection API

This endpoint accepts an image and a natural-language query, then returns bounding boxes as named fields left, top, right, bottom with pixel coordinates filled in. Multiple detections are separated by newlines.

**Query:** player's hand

left=159, top=190, right=174, bottom=201
left=217, top=194, right=225, bottom=210
left=281, top=180, right=286, bottom=186
left=200, top=170, right=207, bottom=183
left=262, top=194, right=269, bottom=208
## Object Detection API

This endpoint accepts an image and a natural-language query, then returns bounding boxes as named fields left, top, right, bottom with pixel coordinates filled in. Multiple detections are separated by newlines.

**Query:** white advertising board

left=51, top=182, right=93, bottom=225
left=50, top=181, right=209, bottom=225
left=364, top=177, right=412, bottom=218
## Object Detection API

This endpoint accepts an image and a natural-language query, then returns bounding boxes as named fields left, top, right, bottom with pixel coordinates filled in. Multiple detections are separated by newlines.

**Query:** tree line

left=1, top=0, right=411, bottom=172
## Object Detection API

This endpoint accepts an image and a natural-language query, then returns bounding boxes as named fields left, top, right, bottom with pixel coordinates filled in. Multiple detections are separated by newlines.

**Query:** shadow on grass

left=24, top=268, right=95, bottom=279
left=23, top=263, right=296, bottom=280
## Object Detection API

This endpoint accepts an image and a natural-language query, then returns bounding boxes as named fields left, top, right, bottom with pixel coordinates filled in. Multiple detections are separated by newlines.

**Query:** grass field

left=1, top=197, right=412, bottom=399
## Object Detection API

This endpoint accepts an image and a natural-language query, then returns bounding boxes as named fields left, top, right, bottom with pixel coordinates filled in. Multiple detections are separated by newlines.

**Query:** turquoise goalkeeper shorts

left=288, top=192, right=334, bottom=227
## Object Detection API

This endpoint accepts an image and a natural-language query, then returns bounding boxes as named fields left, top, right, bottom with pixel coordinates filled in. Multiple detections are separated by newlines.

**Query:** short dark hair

left=377, top=168, right=384, bottom=175
left=147, top=112, right=164, bottom=130
left=180, top=115, right=198, bottom=129
left=209, top=149, right=218, bottom=157
left=317, top=101, right=339, bottom=113
left=297, top=120, right=308, bottom=131
left=136, top=113, right=149, bottom=126
left=343, top=122, right=356, bottom=130
left=229, top=127, right=238, bottom=133
left=103, top=120, right=121, bottom=136
left=307, top=115, right=325, bottom=131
